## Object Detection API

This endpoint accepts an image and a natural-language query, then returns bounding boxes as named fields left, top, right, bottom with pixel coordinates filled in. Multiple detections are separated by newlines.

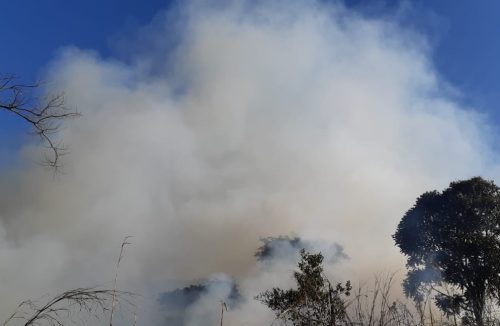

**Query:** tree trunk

left=473, top=310, right=484, bottom=326
left=472, top=297, right=485, bottom=326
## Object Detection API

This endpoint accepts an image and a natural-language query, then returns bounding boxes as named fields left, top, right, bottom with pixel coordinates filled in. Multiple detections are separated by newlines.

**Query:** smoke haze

left=0, top=0, right=498, bottom=324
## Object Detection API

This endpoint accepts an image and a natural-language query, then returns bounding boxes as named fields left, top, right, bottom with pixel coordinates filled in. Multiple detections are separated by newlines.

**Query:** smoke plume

left=0, top=0, right=498, bottom=324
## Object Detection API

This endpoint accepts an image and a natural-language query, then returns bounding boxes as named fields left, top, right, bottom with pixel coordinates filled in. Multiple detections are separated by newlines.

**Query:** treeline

left=5, top=177, right=500, bottom=326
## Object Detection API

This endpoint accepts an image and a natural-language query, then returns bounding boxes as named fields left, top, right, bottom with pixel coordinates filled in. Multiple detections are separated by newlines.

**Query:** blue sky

left=0, top=0, right=170, bottom=156
left=1, top=0, right=500, bottom=155
left=346, top=0, right=500, bottom=115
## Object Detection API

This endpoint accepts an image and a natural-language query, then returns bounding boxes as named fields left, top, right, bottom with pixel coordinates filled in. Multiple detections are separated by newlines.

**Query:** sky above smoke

left=1, top=0, right=499, bottom=324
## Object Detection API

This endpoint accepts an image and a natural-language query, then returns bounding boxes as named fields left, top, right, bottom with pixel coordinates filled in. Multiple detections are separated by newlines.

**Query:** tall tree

left=257, top=249, right=351, bottom=325
left=393, top=177, right=500, bottom=326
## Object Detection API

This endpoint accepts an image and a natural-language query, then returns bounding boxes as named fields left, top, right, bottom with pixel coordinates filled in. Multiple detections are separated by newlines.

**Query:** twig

left=109, top=236, right=132, bottom=326
left=0, top=75, right=80, bottom=170
left=220, top=300, right=227, bottom=326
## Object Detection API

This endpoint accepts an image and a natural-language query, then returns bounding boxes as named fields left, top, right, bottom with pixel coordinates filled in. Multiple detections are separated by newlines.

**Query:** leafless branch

left=0, top=75, right=80, bottom=171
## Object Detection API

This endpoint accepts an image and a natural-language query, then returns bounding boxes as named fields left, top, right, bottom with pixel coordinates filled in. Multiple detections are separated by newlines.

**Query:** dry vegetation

left=0, top=75, right=80, bottom=170
left=3, top=288, right=134, bottom=326
left=2, top=238, right=135, bottom=326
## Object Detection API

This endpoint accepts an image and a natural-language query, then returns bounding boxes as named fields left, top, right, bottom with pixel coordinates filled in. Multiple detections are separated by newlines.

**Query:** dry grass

left=2, top=288, right=135, bottom=326
left=345, top=273, right=419, bottom=326
left=343, top=274, right=500, bottom=326
left=3, top=237, right=136, bottom=326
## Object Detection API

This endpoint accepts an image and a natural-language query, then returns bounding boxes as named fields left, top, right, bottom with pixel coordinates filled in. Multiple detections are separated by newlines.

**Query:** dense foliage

left=393, top=177, right=500, bottom=326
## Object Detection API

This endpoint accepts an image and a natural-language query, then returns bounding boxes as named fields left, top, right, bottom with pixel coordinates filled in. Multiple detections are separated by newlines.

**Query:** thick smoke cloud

left=159, top=275, right=242, bottom=325
left=0, top=0, right=498, bottom=324
left=255, top=235, right=348, bottom=264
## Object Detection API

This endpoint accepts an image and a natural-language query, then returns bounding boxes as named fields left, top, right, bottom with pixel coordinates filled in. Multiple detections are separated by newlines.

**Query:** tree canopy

left=393, top=177, right=500, bottom=326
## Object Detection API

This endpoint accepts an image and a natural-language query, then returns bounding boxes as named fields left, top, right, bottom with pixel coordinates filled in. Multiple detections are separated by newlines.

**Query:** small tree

left=393, top=177, right=500, bottom=326
left=257, top=249, right=351, bottom=325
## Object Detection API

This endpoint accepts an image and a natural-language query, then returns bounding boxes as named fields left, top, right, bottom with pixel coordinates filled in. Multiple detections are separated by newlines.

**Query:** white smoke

left=0, top=0, right=497, bottom=324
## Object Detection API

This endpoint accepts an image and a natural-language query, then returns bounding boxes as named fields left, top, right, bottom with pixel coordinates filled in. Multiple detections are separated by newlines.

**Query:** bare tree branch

left=0, top=75, right=80, bottom=171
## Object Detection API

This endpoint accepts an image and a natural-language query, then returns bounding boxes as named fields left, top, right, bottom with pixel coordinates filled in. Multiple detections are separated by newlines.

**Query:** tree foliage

left=257, top=249, right=351, bottom=325
left=393, top=177, right=500, bottom=326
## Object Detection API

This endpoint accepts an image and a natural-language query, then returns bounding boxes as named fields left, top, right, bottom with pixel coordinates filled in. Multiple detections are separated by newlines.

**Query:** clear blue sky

left=1, top=0, right=500, bottom=157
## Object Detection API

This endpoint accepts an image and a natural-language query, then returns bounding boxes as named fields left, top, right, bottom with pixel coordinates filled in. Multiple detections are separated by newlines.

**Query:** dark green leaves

left=394, top=177, right=500, bottom=325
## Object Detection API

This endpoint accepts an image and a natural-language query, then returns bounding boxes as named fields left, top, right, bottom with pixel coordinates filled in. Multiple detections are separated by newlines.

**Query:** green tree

left=393, top=177, right=500, bottom=326
left=257, top=249, right=351, bottom=325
